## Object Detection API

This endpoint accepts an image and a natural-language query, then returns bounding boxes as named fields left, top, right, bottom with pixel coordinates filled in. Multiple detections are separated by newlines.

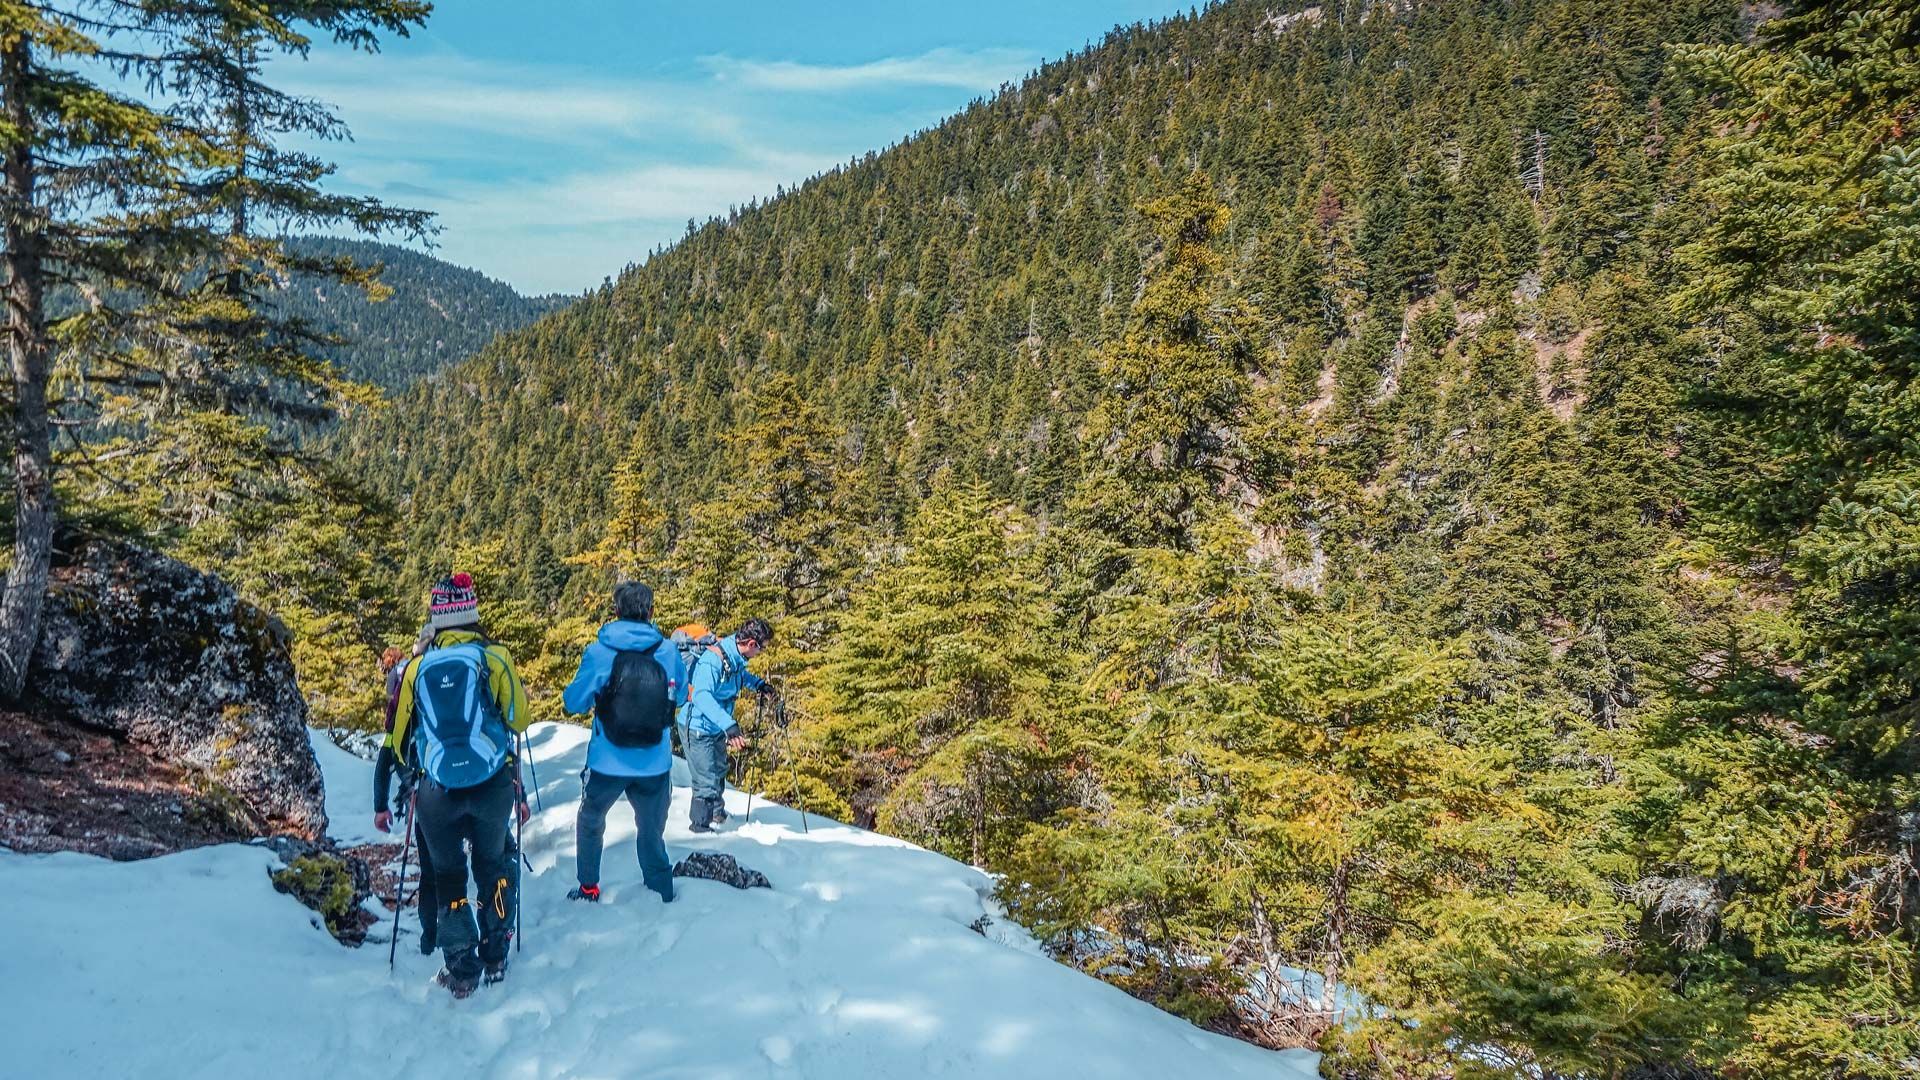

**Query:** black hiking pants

left=576, top=768, right=675, bottom=902
left=413, top=811, right=437, bottom=940
left=417, top=767, right=516, bottom=979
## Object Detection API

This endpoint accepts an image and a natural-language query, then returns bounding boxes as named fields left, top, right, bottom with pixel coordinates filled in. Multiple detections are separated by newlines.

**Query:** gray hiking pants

left=684, top=729, right=730, bottom=828
left=576, top=769, right=674, bottom=902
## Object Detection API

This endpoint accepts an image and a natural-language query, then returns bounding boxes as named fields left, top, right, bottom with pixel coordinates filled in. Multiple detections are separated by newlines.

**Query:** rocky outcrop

left=25, top=536, right=326, bottom=841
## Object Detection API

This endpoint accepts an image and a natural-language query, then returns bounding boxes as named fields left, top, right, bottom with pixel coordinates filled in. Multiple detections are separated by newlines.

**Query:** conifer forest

left=5, top=1, right=1917, bottom=1076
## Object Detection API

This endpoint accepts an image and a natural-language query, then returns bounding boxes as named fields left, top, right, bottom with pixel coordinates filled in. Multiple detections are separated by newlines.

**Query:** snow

left=310, top=727, right=389, bottom=847
left=4, top=721, right=1322, bottom=1080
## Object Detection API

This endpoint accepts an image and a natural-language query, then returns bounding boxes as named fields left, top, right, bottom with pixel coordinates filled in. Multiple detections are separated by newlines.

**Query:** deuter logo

left=438, top=673, right=456, bottom=689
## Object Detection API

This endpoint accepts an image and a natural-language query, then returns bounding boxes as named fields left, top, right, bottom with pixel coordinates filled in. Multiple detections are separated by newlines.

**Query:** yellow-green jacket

left=386, top=630, right=531, bottom=770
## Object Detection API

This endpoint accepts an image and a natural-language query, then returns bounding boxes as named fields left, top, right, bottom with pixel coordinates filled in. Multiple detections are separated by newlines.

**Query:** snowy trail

left=3, top=723, right=1320, bottom=1079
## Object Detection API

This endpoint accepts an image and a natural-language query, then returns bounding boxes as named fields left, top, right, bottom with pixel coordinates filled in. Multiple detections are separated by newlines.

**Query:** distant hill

left=279, top=237, right=568, bottom=391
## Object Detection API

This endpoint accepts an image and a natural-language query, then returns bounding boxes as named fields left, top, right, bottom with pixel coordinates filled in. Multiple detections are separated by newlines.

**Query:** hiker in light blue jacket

left=678, top=617, right=774, bottom=833
left=561, top=582, right=687, bottom=903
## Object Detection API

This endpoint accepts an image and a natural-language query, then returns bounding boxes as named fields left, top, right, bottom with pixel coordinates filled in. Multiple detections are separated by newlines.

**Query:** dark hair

left=735, top=617, right=774, bottom=646
left=614, top=581, right=655, bottom=622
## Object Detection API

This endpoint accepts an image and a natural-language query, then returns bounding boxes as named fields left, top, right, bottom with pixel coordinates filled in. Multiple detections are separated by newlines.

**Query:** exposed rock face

left=26, top=536, right=326, bottom=841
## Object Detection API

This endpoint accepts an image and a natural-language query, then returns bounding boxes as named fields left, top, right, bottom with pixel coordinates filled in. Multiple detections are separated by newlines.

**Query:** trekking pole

left=742, top=693, right=766, bottom=824
left=774, top=698, right=809, bottom=834
left=387, top=788, right=417, bottom=970
left=515, top=788, right=524, bottom=955
left=519, top=731, right=543, bottom=811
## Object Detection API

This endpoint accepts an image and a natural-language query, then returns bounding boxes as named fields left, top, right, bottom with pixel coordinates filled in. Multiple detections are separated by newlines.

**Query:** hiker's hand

left=374, top=811, right=392, bottom=834
left=728, top=736, right=748, bottom=752
left=516, top=799, right=532, bottom=826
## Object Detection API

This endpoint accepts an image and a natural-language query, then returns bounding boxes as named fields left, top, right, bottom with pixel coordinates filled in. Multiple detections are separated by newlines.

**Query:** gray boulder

left=28, top=536, right=326, bottom=841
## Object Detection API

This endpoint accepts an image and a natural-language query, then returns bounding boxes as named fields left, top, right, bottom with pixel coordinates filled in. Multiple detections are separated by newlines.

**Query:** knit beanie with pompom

left=429, top=572, right=481, bottom=630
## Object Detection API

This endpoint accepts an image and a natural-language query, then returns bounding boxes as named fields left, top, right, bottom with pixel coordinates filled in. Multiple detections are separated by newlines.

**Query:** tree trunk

left=969, top=763, right=985, bottom=867
left=222, top=31, right=251, bottom=298
left=0, top=33, right=52, bottom=702
left=1321, top=857, right=1350, bottom=1017
left=1246, top=883, right=1290, bottom=1027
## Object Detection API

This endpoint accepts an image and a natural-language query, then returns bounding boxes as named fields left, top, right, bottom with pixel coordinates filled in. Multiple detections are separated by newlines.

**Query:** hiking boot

left=435, top=967, right=479, bottom=1000
left=711, top=807, right=729, bottom=825
left=568, top=884, right=601, bottom=903
left=688, top=823, right=716, bottom=834
left=483, top=957, right=508, bottom=985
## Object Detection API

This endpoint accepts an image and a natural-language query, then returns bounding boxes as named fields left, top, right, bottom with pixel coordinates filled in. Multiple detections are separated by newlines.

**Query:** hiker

left=383, top=573, right=532, bottom=999
left=373, top=627, right=442, bottom=953
left=560, top=581, right=687, bottom=905
left=679, top=617, right=774, bottom=833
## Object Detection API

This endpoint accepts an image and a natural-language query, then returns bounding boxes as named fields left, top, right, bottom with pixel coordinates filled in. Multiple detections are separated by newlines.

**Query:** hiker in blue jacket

left=561, top=582, right=687, bottom=904
left=679, top=617, right=774, bottom=833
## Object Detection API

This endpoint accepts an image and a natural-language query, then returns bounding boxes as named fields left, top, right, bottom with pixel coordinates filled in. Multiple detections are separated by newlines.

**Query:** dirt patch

left=0, top=708, right=260, bottom=860
left=1303, top=358, right=1338, bottom=417
left=344, top=840, right=410, bottom=911
left=1531, top=326, right=1592, bottom=421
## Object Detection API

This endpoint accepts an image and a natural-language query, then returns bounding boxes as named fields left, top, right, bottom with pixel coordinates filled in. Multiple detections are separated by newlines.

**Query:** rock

left=672, top=850, right=771, bottom=890
left=49, top=749, right=72, bottom=765
left=254, top=835, right=379, bottom=945
left=106, top=835, right=168, bottom=862
left=28, top=535, right=326, bottom=841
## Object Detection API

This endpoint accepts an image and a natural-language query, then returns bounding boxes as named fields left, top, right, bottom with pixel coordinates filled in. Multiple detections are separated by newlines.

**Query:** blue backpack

left=410, top=642, right=510, bottom=789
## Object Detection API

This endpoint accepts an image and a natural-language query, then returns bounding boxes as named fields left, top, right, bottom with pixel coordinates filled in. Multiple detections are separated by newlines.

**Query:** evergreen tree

left=1073, top=169, right=1253, bottom=554
left=2, top=0, right=205, bottom=697
left=1640, top=4, right=1920, bottom=1074
left=807, top=480, right=1063, bottom=864
left=2, top=0, right=428, bottom=701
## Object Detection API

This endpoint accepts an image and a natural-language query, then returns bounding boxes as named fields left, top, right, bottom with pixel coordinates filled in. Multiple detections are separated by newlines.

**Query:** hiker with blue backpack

left=384, top=573, right=532, bottom=999
left=560, top=581, right=687, bottom=905
left=680, top=617, right=775, bottom=834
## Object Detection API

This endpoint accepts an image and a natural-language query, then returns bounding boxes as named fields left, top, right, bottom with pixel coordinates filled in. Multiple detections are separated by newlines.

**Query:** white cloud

left=483, top=159, right=843, bottom=229
left=270, top=49, right=735, bottom=145
left=258, top=43, right=1032, bottom=291
left=701, top=47, right=1035, bottom=93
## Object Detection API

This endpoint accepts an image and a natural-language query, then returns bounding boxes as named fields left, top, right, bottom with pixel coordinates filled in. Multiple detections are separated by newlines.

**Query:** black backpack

left=595, top=647, right=674, bottom=749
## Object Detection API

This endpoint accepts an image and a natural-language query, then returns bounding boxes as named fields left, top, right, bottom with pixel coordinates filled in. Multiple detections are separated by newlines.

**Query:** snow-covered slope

left=3, top=723, right=1321, bottom=1079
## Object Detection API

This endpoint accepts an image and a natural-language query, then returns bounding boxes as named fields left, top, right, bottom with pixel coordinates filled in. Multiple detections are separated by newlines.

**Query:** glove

left=374, top=810, right=392, bottom=834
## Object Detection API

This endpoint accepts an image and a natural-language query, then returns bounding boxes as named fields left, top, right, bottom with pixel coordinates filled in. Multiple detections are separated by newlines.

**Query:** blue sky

left=275, top=1, right=1193, bottom=294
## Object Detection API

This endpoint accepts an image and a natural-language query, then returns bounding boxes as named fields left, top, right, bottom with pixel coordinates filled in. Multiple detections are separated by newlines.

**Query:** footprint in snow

left=644, top=920, right=684, bottom=958
left=759, top=1035, right=795, bottom=1067
left=755, top=926, right=801, bottom=968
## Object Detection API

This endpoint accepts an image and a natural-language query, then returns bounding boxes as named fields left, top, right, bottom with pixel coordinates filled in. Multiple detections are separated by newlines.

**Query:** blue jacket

left=679, top=635, right=766, bottom=736
left=563, top=621, right=688, bottom=777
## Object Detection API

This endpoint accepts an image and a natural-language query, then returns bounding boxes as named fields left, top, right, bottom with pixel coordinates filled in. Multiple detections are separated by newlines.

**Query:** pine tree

left=1, top=1, right=205, bottom=697
left=1644, top=4, right=1920, bottom=1074
left=1073, top=169, right=1254, bottom=553
left=807, top=480, right=1063, bottom=864
left=673, top=372, right=861, bottom=640
left=1, top=0, right=428, bottom=699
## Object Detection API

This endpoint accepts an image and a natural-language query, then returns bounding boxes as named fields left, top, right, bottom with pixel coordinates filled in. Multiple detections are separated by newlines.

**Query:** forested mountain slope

left=331, top=2, right=1920, bottom=1077
left=339, top=0, right=1738, bottom=598
left=281, top=237, right=567, bottom=391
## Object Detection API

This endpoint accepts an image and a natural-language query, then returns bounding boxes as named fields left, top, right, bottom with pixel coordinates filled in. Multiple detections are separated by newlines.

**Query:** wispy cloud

left=701, top=47, right=1035, bottom=93
left=254, top=41, right=1037, bottom=291
left=271, top=50, right=727, bottom=144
